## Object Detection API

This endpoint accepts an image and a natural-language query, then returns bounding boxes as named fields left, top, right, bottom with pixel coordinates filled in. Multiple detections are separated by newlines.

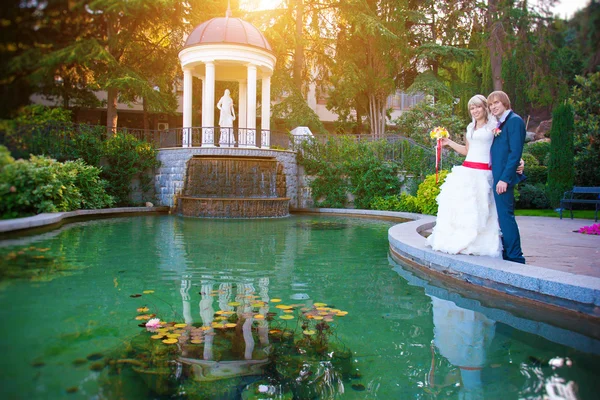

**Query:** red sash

left=462, top=161, right=491, bottom=170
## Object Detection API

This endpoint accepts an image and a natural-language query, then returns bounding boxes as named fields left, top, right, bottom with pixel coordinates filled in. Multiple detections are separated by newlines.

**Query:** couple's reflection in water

left=426, top=295, right=580, bottom=400
left=427, top=295, right=495, bottom=399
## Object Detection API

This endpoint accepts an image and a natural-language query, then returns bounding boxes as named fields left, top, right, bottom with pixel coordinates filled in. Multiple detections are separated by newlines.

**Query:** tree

left=409, top=0, right=477, bottom=103
left=18, top=0, right=188, bottom=130
left=486, top=0, right=505, bottom=91
left=568, top=1, right=600, bottom=74
left=245, top=0, right=331, bottom=133
left=327, top=0, right=413, bottom=136
left=0, top=1, right=95, bottom=117
left=571, top=72, right=600, bottom=188
left=546, top=102, right=574, bottom=207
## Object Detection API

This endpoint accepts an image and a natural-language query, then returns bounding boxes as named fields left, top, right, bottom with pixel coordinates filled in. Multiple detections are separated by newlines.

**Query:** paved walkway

left=518, top=216, right=600, bottom=278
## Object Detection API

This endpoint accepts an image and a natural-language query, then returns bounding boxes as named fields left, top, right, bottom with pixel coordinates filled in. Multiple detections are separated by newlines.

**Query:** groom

left=488, top=91, right=526, bottom=264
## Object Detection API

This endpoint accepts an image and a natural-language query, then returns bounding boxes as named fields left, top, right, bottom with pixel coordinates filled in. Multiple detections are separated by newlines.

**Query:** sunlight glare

left=243, top=0, right=282, bottom=11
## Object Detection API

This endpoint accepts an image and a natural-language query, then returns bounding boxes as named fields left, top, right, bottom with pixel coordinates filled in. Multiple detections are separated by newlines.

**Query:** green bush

left=414, top=170, right=449, bottom=215
left=65, top=159, right=115, bottom=210
left=370, top=193, right=421, bottom=213
left=392, top=101, right=466, bottom=146
left=102, top=133, right=161, bottom=206
left=13, top=104, right=72, bottom=125
left=521, top=153, right=539, bottom=167
left=0, top=145, right=14, bottom=169
left=516, top=183, right=550, bottom=209
left=547, top=102, right=575, bottom=207
left=350, top=160, right=402, bottom=209
left=299, top=136, right=436, bottom=210
left=308, top=168, right=349, bottom=208
left=525, top=165, right=548, bottom=186
left=524, top=141, right=551, bottom=165
left=0, top=155, right=113, bottom=219
left=572, top=72, right=600, bottom=187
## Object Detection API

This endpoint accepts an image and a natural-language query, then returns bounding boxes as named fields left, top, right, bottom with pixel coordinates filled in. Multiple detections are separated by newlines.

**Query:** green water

left=0, top=215, right=598, bottom=399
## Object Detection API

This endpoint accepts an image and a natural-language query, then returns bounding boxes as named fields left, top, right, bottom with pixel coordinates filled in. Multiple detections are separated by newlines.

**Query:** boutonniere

left=493, top=127, right=502, bottom=137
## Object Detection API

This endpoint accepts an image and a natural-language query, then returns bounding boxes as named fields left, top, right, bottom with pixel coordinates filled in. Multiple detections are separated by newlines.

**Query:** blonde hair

left=487, top=90, right=511, bottom=109
left=467, top=94, right=489, bottom=121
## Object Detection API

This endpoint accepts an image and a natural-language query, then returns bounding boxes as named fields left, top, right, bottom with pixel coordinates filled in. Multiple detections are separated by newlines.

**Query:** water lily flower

left=145, top=318, right=161, bottom=330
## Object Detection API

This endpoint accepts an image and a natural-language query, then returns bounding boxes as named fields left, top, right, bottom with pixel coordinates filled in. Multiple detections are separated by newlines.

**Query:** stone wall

left=155, top=148, right=299, bottom=209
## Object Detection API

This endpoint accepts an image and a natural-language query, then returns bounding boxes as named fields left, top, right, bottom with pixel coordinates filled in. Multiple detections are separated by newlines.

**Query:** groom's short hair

left=488, top=91, right=511, bottom=109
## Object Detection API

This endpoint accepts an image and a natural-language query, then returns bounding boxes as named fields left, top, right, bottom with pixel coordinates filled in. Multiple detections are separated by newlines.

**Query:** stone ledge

left=0, top=207, right=170, bottom=234
left=387, top=217, right=600, bottom=313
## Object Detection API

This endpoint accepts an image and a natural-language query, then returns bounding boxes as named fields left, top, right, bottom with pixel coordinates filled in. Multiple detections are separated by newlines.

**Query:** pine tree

left=546, top=102, right=574, bottom=208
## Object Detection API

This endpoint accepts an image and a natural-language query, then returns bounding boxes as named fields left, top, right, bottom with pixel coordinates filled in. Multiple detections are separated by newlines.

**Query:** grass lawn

left=515, top=209, right=598, bottom=220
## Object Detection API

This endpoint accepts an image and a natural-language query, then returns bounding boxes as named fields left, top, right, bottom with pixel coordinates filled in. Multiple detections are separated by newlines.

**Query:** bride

left=427, top=95, right=502, bottom=257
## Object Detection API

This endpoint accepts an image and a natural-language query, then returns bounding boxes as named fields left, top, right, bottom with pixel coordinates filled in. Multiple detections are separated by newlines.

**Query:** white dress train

left=426, top=118, right=502, bottom=257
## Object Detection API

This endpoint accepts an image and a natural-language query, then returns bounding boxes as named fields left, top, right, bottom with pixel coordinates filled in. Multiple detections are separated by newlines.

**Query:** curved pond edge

left=2, top=206, right=598, bottom=319
left=0, top=207, right=170, bottom=236
left=294, top=208, right=600, bottom=319
left=387, top=216, right=600, bottom=317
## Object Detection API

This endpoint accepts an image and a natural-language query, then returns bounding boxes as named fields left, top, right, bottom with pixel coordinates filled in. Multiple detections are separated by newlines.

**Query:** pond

left=0, top=214, right=599, bottom=399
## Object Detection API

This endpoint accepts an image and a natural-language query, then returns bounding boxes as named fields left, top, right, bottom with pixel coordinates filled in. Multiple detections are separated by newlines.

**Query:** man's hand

left=516, top=158, right=525, bottom=175
left=496, top=180, right=508, bottom=195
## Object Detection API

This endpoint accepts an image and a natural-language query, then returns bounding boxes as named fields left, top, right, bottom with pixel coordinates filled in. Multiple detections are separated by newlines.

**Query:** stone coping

left=388, top=217, right=600, bottom=314
left=0, top=207, right=170, bottom=234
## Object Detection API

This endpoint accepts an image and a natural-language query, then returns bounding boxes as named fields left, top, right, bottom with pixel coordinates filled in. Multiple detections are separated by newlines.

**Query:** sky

left=549, top=0, right=590, bottom=19
left=246, top=0, right=591, bottom=19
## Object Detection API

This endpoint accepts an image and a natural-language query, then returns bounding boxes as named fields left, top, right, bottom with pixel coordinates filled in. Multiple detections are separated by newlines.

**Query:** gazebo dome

left=184, top=17, right=272, bottom=52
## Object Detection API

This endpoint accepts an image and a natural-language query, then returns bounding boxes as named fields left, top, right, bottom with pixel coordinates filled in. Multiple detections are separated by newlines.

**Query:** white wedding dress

left=427, top=118, right=502, bottom=257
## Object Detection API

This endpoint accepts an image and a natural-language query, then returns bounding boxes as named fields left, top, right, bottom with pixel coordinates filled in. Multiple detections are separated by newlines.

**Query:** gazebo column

left=238, top=80, right=247, bottom=133
left=261, top=76, right=271, bottom=148
left=182, top=68, right=193, bottom=147
left=202, top=61, right=216, bottom=147
left=240, top=64, right=257, bottom=148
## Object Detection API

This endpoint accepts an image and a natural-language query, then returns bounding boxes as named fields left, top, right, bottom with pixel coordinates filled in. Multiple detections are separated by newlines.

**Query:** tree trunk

left=143, top=97, right=149, bottom=132
left=487, top=0, right=504, bottom=91
left=354, top=98, right=362, bottom=135
left=106, top=14, right=119, bottom=133
left=107, top=87, right=118, bottom=134
left=369, top=94, right=385, bottom=138
left=293, top=0, right=304, bottom=92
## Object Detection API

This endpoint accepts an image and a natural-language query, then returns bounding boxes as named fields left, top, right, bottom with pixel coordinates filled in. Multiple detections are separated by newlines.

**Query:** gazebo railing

left=154, top=127, right=292, bottom=149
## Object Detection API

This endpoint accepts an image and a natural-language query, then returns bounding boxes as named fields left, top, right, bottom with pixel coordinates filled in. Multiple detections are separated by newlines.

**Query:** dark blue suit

left=490, top=111, right=526, bottom=264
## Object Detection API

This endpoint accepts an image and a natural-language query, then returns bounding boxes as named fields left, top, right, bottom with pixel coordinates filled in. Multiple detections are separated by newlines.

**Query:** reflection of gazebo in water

left=178, top=7, right=276, bottom=148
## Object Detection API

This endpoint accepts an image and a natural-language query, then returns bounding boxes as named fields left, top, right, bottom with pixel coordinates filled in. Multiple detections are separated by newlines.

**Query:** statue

left=217, top=89, right=235, bottom=147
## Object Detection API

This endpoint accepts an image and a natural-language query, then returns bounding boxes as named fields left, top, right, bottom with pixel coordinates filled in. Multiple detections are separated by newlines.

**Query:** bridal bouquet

left=429, top=127, right=449, bottom=183
left=429, top=126, right=449, bottom=141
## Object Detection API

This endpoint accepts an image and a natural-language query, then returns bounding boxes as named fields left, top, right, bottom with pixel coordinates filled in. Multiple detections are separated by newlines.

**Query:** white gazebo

left=178, top=9, right=276, bottom=148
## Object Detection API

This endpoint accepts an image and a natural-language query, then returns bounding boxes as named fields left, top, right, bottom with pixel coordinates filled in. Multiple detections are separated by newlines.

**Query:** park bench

left=559, top=186, right=600, bottom=222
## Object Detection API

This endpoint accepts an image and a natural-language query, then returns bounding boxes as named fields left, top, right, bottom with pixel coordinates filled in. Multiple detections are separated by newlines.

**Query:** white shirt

left=497, top=109, right=511, bottom=126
